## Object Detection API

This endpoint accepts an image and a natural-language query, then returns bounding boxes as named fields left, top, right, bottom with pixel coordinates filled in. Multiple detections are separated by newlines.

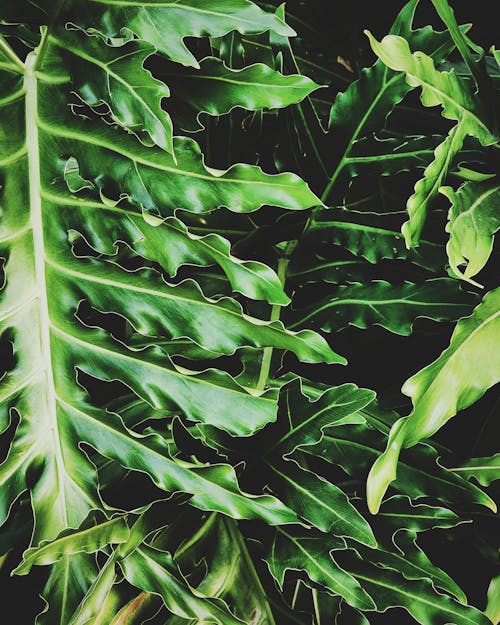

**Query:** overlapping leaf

left=367, top=288, right=500, bottom=513
left=442, top=181, right=500, bottom=285
left=289, top=278, right=476, bottom=335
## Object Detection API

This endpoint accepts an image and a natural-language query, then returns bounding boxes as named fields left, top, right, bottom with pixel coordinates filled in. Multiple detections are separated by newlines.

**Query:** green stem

left=224, top=517, right=277, bottom=625
left=32, top=0, right=67, bottom=72
left=256, top=240, right=297, bottom=391
left=0, top=35, right=25, bottom=72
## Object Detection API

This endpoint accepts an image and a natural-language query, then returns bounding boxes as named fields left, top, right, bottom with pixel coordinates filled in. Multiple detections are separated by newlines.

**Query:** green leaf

left=365, top=32, right=497, bottom=146
left=402, top=287, right=500, bottom=444
left=485, top=575, right=500, bottom=624
left=344, top=134, right=447, bottom=178
left=50, top=254, right=339, bottom=366
left=40, top=86, right=320, bottom=215
left=402, top=123, right=466, bottom=247
left=288, top=256, right=372, bottom=286
left=430, top=0, right=486, bottom=90
left=266, top=379, right=375, bottom=457
left=267, top=460, right=376, bottom=546
left=442, top=181, right=500, bottom=286
left=14, top=512, right=130, bottom=575
left=357, top=538, right=467, bottom=604
left=308, top=425, right=495, bottom=510
left=267, top=528, right=375, bottom=611
left=121, top=544, right=244, bottom=624
left=67, top=553, right=120, bottom=625
left=173, top=514, right=278, bottom=625
left=289, top=279, right=476, bottom=335
left=322, top=0, right=461, bottom=202
left=305, top=210, right=447, bottom=271
left=346, top=557, right=491, bottom=625
left=367, top=288, right=500, bottom=513
left=38, top=555, right=97, bottom=625
left=164, top=56, right=321, bottom=131
left=50, top=28, right=174, bottom=153
left=68, top=0, right=295, bottom=67
left=61, top=400, right=298, bottom=525
left=45, top=185, right=289, bottom=304
left=450, top=454, right=500, bottom=487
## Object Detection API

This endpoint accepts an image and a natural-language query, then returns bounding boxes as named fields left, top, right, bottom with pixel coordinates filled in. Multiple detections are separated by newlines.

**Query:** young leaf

left=266, top=379, right=375, bottom=457
left=402, top=123, right=465, bottom=247
left=365, top=32, right=497, bottom=146
left=442, top=181, right=500, bottom=286
left=367, top=288, right=500, bottom=513
left=485, top=575, right=500, bottom=625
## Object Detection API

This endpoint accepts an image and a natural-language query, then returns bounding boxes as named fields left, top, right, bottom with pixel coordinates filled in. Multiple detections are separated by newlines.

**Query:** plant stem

left=32, top=0, right=67, bottom=72
left=256, top=240, right=297, bottom=391
left=0, top=35, right=25, bottom=72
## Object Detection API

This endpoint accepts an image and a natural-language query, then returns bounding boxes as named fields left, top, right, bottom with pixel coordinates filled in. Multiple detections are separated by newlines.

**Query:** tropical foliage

left=0, top=0, right=498, bottom=623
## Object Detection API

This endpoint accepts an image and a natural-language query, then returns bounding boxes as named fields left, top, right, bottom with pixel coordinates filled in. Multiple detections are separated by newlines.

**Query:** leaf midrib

left=26, top=55, right=70, bottom=531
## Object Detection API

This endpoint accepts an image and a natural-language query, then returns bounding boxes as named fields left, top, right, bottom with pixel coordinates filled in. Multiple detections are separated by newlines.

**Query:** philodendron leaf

left=345, top=557, right=492, bottom=625
left=289, top=278, right=476, bottom=335
left=41, top=87, right=320, bottom=215
left=1, top=1, right=497, bottom=623
left=308, top=425, right=495, bottom=510
left=67, top=0, right=295, bottom=68
left=121, top=545, right=244, bottom=625
left=50, top=254, right=339, bottom=365
left=267, top=460, right=376, bottom=546
left=267, top=528, right=375, bottom=611
left=365, top=32, right=497, bottom=146
left=163, top=56, right=321, bottom=131
left=62, top=400, right=299, bottom=526
left=266, top=379, right=375, bottom=457
left=401, top=123, right=466, bottom=247
left=344, top=134, right=447, bottom=178
left=14, top=513, right=130, bottom=575
left=367, top=288, right=500, bottom=513
left=450, top=454, right=500, bottom=487
left=50, top=28, right=174, bottom=153
left=442, top=181, right=500, bottom=286
left=0, top=6, right=329, bottom=616
left=305, top=210, right=447, bottom=271
left=430, top=0, right=486, bottom=90
left=485, top=575, right=500, bottom=624
left=356, top=539, right=467, bottom=605
left=365, top=31, right=498, bottom=246
left=322, top=0, right=461, bottom=202
left=56, top=199, right=289, bottom=304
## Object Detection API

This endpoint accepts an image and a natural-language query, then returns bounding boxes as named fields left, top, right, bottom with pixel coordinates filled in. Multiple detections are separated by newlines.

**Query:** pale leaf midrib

left=26, top=54, right=69, bottom=531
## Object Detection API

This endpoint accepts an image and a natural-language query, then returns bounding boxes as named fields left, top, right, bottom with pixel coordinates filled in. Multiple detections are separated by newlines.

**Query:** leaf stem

left=32, top=0, right=67, bottom=72
left=0, top=35, right=25, bottom=72
left=256, top=240, right=296, bottom=391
